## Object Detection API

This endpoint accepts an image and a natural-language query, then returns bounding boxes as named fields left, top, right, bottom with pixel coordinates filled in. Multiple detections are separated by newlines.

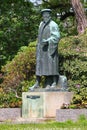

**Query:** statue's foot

left=29, top=82, right=39, bottom=91
left=45, top=85, right=51, bottom=90
left=50, top=82, right=57, bottom=89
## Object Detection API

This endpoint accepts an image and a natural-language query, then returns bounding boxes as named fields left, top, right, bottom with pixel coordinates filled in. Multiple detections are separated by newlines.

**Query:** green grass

left=0, top=120, right=87, bottom=130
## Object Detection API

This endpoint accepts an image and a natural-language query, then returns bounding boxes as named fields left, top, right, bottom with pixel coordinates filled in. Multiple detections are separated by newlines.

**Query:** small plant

left=78, top=114, right=87, bottom=122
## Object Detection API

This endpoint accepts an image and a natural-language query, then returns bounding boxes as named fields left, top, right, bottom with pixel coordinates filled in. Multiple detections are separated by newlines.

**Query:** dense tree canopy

left=0, top=0, right=40, bottom=68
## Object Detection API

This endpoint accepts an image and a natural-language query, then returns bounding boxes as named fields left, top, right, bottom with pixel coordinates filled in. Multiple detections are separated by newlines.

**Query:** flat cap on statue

left=41, top=9, right=52, bottom=14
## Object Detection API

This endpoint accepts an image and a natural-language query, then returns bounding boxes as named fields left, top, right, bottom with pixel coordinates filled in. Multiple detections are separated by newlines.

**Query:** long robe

left=36, top=19, right=60, bottom=76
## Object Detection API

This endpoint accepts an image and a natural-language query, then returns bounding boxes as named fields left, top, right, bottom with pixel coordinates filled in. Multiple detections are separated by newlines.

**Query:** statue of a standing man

left=29, top=9, right=60, bottom=90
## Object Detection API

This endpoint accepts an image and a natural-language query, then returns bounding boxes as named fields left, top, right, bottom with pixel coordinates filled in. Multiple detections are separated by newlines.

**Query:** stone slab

left=22, top=91, right=73, bottom=118
left=0, top=108, right=21, bottom=122
left=56, top=109, right=87, bottom=122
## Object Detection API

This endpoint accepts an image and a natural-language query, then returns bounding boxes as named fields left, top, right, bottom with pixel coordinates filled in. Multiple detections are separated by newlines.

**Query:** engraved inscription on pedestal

left=22, top=93, right=44, bottom=118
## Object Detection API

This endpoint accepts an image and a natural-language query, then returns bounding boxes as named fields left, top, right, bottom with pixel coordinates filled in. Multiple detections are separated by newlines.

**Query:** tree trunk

left=71, top=0, right=87, bottom=34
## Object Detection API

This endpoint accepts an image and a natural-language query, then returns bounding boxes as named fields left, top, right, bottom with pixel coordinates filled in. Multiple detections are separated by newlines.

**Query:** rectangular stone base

left=56, top=109, right=87, bottom=122
left=22, top=91, right=73, bottom=118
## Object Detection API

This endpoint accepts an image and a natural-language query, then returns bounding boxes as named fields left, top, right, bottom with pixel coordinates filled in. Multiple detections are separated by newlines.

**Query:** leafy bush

left=0, top=41, right=36, bottom=107
left=59, top=31, right=87, bottom=107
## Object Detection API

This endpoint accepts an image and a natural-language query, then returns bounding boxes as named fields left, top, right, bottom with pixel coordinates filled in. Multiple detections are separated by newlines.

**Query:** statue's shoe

left=45, top=85, right=51, bottom=90
left=50, top=82, right=57, bottom=89
left=29, top=83, right=39, bottom=91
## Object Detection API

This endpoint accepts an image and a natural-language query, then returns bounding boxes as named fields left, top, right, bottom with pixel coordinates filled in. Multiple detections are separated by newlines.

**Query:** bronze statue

left=29, top=9, right=60, bottom=90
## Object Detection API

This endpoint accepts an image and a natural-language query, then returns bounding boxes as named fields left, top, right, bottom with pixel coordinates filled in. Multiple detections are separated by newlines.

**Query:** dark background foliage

left=0, top=0, right=40, bottom=68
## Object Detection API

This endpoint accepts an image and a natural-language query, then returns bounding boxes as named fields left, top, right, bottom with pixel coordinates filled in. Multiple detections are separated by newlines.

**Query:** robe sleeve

left=47, top=21, right=60, bottom=56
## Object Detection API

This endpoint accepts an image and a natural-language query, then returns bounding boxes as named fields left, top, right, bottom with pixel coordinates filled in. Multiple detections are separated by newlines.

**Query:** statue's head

left=41, top=9, right=52, bottom=23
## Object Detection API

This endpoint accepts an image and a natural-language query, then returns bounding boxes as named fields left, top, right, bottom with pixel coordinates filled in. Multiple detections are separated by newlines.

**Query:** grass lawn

left=0, top=120, right=87, bottom=130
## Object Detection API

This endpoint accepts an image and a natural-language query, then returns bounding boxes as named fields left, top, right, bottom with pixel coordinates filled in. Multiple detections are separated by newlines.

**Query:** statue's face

left=42, top=12, right=50, bottom=23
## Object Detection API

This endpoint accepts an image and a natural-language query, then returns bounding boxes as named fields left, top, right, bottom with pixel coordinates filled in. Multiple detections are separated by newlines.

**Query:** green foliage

left=0, top=90, right=22, bottom=108
left=0, top=0, right=40, bottom=69
left=59, top=31, right=87, bottom=108
left=42, top=0, right=71, bottom=12
left=1, top=42, right=36, bottom=87
left=0, top=41, right=36, bottom=107
left=78, top=114, right=87, bottom=122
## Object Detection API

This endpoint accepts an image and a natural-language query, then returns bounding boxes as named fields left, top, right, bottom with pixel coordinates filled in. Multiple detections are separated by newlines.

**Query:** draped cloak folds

left=36, top=19, right=60, bottom=76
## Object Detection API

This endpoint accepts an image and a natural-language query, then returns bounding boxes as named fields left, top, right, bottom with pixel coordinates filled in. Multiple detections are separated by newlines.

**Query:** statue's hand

left=42, top=39, right=47, bottom=42
left=42, top=39, right=48, bottom=46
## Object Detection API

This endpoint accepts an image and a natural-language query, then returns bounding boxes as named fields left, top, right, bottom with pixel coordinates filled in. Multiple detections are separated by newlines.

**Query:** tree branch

left=42, top=0, right=71, bottom=10
left=60, top=12, right=75, bottom=20
left=8, top=88, right=22, bottom=99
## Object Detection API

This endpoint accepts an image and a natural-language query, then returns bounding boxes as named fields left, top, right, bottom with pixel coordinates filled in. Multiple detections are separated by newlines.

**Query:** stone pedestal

left=22, top=91, right=73, bottom=118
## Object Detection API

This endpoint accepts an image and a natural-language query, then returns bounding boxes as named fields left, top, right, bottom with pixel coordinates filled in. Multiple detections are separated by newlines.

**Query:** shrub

left=0, top=41, right=36, bottom=107
left=59, top=32, right=87, bottom=107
